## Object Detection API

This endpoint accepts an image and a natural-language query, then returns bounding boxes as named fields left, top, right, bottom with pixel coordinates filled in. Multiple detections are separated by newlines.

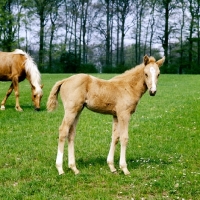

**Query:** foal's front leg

left=118, top=114, right=131, bottom=175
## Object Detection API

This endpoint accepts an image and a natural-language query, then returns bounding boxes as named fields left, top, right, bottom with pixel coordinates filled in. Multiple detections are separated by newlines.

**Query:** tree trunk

left=163, top=0, right=170, bottom=69
left=38, top=14, right=45, bottom=72
left=106, top=0, right=111, bottom=67
left=188, top=0, right=194, bottom=70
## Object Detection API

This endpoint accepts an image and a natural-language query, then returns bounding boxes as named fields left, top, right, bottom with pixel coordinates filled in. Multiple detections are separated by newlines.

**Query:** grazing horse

left=47, top=55, right=165, bottom=175
left=0, top=49, right=43, bottom=111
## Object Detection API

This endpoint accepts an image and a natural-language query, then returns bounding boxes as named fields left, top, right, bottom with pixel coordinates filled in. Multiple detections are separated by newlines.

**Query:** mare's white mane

left=13, top=49, right=42, bottom=95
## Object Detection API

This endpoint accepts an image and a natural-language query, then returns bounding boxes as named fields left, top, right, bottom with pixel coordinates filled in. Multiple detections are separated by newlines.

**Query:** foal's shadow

left=76, top=156, right=106, bottom=168
left=69, top=156, right=174, bottom=175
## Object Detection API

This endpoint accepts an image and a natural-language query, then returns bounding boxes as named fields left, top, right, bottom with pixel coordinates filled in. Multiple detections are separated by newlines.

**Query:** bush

left=78, top=63, right=98, bottom=73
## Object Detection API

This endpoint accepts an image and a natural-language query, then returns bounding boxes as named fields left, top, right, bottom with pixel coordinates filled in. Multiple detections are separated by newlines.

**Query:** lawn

left=0, top=73, right=199, bottom=199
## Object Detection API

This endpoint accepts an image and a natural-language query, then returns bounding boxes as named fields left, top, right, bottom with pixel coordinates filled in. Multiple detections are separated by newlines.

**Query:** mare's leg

left=118, top=113, right=131, bottom=175
left=67, top=114, right=80, bottom=174
left=107, top=116, right=119, bottom=173
left=1, top=83, right=14, bottom=110
left=12, top=77, right=23, bottom=111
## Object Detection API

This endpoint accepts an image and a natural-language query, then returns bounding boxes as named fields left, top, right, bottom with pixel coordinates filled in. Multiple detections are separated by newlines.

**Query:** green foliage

left=114, top=64, right=130, bottom=73
left=0, top=0, right=17, bottom=51
left=78, top=63, right=98, bottom=73
left=60, top=51, right=80, bottom=73
left=161, top=40, right=200, bottom=74
left=102, top=65, right=114, bottom=73
left=0, top=74, right=200, bottom=199
left=102, top=64, right=129, bottom=73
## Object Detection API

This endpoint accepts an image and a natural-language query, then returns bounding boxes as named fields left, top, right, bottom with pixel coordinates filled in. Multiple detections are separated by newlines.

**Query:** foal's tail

left=47, top=80, right=65, bottom=112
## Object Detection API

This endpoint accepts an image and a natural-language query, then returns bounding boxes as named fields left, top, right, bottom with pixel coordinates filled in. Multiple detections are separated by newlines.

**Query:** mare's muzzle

left=35, top=107, right=40, bottom=111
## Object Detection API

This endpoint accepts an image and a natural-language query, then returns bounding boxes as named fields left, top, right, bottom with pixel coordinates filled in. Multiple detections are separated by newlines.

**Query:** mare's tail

left=47, top=80, right=65, bottom=112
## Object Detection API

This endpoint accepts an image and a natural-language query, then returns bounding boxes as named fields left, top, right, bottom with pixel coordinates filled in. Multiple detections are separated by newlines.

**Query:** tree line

left=0, top=0, right=200, bottom=74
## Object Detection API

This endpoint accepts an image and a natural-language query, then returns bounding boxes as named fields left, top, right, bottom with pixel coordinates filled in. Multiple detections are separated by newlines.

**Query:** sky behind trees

left=0, top=0, right=200, bottom=73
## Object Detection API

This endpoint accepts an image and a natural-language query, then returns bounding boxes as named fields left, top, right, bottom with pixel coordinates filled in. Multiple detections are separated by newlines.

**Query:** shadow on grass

left=76, top=156, right=106, bottom=167
left=68, top=155, right=174, bottom=173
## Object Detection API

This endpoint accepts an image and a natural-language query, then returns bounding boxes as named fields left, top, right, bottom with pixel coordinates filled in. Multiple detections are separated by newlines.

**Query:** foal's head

left=31, top=85, right=43, bottom=111
left=143, top=55, right=165, bottom=96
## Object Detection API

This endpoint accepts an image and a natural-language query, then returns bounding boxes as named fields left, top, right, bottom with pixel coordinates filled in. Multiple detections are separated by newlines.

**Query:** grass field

left=0, top=73, right=199, bottom=200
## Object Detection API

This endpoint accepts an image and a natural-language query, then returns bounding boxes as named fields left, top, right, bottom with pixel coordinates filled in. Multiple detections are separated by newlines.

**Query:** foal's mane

left=13, top=49, right=42, bottom=94
left=111, top=63, right=145, bottom=81
left=111, top=56, right=156, bottom=81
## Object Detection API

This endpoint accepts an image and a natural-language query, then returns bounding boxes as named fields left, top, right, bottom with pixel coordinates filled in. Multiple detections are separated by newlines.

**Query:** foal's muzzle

left=149, top=90, right=156, bottom=96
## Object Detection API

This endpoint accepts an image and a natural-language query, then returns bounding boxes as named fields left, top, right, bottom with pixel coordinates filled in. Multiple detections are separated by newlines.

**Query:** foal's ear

left=156, top=56, right=165, bottom=67
left=143, top=55, right=149, bottom=65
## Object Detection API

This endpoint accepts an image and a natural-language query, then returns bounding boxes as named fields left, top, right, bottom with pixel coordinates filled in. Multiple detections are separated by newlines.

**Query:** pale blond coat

left=47, top=55, right=165, bottom=175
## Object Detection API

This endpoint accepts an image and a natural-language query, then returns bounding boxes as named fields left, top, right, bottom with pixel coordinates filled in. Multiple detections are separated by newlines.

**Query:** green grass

left=0, top=74, right=200, bottom=199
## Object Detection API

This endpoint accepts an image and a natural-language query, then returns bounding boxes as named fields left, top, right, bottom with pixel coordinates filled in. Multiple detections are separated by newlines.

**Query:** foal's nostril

left=149, top=90, right=156, bottom=96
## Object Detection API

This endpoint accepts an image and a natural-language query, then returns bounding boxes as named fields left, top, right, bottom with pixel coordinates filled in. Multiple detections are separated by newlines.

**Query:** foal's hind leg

left=1, top=83, right=14, bottom=110
left=107, top=116, right=119, bottom=173
left=67, top=115, right=80, bottom=174
left=56, top=111, right=80, bottom=175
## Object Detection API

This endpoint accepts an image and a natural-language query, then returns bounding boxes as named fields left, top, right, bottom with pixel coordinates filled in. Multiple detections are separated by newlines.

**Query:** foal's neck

left=130, top=65, right=147, bottom=95
left=112, top=64, right=147, bottom=97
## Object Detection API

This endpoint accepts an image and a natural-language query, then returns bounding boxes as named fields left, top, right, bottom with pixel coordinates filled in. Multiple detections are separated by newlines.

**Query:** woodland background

left=0, top=0, right=200, bottom=74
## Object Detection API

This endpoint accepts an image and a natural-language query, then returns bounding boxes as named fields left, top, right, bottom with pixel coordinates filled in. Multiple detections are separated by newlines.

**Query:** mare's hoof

left=15, top=107, right=23, bottom=112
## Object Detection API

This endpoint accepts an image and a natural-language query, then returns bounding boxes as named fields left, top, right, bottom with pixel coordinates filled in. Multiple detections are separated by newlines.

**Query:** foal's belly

left=85, top=100, right=116, bottom=116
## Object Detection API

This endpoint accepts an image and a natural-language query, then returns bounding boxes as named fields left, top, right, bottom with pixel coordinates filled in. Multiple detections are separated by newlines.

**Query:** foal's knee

left=120, top=137, right=129, bottom=145
left=113, top=136, right=119, bottom=145
left=59, top=127, right=68, bottom=142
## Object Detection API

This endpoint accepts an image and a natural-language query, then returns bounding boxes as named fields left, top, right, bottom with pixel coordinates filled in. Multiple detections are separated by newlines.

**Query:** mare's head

left=31, top=85, right=43, bottom=111
left=143, top=55, right=165, bottom=96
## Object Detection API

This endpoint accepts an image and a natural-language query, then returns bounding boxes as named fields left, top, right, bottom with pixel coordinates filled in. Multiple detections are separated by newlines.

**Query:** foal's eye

left=157, top=73, right=160, bottom=78
left=145, top=73, right=148, bottom=78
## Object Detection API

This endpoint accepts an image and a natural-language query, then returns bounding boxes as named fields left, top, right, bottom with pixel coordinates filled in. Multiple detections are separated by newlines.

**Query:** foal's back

left=59, top=73, right=134, bottom=115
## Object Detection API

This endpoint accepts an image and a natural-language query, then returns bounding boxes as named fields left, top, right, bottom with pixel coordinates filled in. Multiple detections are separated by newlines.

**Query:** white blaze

left=150, top=67, right=156, bottom=91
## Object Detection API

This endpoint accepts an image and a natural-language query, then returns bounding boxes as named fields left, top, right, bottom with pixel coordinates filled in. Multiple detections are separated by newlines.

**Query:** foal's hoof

left=72, top=168, right=80, bottom=175
left=122, top=168, right=130, bottom=175
left=74, top=170, right=80, bottom=175
left=111, top=168, right=117, bottom=173
left=112, top=170, right=118, bottom=174
left=108, top=163, right=117, bottom=173
left=58, top=170, right=65, bottom=175
left=0, top=105, right=5, bottom=110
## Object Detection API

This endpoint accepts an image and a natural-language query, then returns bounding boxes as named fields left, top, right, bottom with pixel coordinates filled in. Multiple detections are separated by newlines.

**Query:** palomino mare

left=47, top=55, right=165, bottom=175
left=0, top=49, right=43, bottom=111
